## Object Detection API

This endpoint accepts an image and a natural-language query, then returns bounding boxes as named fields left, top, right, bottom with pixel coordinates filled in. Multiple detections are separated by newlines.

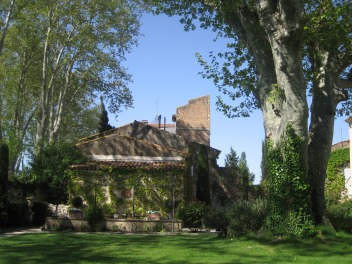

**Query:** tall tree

left=0, top=0, right=16, bottom=141
left=28, top=0, right=139, bottom=152
left=224, top=147, right=239, bottom=173
left=0, top=16, right=41, bottom=171
left=0, top=0, right=142, bottom=167
left=148, top=0, right=352, bottom=233
left=305, top=0, right=352, bottom=224
left=98, top=97, right=114, bottom=133
left=0, top=0, right=15, bottom=56
left=224, top=147, right=240, bottom=189
left=238, top=152, right=254, bottom=200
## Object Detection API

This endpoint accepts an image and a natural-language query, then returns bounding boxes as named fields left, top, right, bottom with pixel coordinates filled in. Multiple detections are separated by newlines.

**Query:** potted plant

left=69, top=196, right=83, bottom=219
left=146, top=210, right=160, bottom=220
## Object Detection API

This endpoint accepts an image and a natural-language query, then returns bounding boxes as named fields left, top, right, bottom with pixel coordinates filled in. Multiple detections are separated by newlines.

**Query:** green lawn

left=0, top=232, right=351, bottom=263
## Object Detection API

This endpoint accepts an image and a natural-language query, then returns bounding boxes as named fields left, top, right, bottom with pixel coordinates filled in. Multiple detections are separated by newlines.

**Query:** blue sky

left=110, top=13, right=350, bottom=184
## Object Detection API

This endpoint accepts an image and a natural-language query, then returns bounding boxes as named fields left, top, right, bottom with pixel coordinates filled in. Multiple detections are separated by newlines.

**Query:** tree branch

left=337, top=78, right=352, bottom=89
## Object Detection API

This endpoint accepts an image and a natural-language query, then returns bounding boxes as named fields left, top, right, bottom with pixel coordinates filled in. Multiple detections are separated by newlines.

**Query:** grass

left=0, top=232, right=352, bottom=263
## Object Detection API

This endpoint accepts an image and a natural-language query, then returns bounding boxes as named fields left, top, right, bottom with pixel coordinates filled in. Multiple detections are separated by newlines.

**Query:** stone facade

left=175, top=95, right=211, bottom=146
left=70, top=96, right=246, bottom=215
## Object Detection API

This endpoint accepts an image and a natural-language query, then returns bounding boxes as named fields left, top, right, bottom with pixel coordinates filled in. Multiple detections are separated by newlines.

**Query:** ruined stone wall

left=176, top=95, right=210, bottom=146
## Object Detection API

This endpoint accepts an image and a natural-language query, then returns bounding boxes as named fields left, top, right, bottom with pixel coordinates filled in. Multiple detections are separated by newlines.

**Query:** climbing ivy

left=264, top=125, right=315, bottom=237
left=326, top=147, right=349, bottom=203
left=68, top=168, right=184, bottom=218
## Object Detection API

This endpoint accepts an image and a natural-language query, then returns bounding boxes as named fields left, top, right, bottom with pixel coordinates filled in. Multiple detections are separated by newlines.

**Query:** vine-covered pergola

left=69, top=160, right=186, bottom=220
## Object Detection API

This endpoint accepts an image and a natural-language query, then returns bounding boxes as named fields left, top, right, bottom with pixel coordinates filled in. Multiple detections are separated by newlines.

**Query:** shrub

left=327, top=200, right=352, bottom=232
left=176, top=201, right=207, bottom=231
left=71, top=196, right=83, bottom=208
left=31, top=201, right=49, bottom=225
left=226, top=199, right=267, bottom=238
left=86, top=205, right=105, bottom=231
left=203, top=206, right=229, bottom=237
left=203, top=199, right=267, bottom=238
left=28, top=143, right=88, bottom=204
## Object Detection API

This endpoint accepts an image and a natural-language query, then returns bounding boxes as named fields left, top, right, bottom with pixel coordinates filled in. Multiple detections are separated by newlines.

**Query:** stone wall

left=176, top=95, right=211, bottom=146
left=45, top=217, right=182, bottom=232
left=48, top=204, right=69, bottom=218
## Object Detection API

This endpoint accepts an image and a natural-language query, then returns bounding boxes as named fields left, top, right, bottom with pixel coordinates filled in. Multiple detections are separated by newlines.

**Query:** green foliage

left=267, top=84, right=285, bottom=105
left=226, top=199, right=267, bottom=238
left=196, top=145, right=210, bottom=204
left=0, top=0, right=142, bottom=171
left=315, top=224, right=336, bottom=239
left=305, top=0, right=351, bottom=52
left=326, top=147, right=349, bottom=203
left=98, top=97, right=114, bottom=133
left=238, top=152, right=255, bottom=200
left=264, top=125, right=314, bottom=238
left=86, top=205, right=106, bottom=232
left=327, top=200, right=352, bottom=232
left=203, top=206, right=229, bottom=237
left=176, top=201, right=207, bottom=231
left=223, top=147, right=254, bottom=200
left=69, top=168, right=183, bottom=218
left=224, top=147, right=239, bottom=172
left=26, top=143, right=88, bottom=204
left=203, top=199, right=266, bottom=238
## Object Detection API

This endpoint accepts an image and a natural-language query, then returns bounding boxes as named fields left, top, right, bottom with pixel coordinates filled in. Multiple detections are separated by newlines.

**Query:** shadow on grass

left=0, top=232, right=351, bottom=263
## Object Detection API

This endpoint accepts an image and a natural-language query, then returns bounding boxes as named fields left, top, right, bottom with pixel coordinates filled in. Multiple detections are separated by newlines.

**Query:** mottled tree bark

left=308, top=49, right=349, bottom=224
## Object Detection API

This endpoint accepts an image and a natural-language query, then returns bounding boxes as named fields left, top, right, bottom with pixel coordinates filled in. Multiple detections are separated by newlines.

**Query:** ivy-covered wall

left=68, top=168, right=184, bottom=218
left=326, top=147, right=349, bottom=203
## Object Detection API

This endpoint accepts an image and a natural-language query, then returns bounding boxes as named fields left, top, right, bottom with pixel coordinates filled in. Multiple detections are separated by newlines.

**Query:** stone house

left=69, top=96, right=238, bottom=218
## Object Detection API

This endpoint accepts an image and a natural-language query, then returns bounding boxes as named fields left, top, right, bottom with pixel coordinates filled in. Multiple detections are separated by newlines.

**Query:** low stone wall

left=45, top=217, right=182, bottom=232
left=48, top=204, right=70, bottom=218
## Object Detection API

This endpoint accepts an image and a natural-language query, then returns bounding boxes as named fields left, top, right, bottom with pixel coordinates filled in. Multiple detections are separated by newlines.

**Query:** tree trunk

left=258, top=0, right=308, bottom=143
left=308, top=49, right=348, bottom=224
left=226, top=4, right=311, bottom=234
left=35, top=19, right=51, bottom=155
left=0, top=0, right=15, bottom=56
left=49, top=63, right=72, bottom=144
left=254, top=1, right=314, bottom=234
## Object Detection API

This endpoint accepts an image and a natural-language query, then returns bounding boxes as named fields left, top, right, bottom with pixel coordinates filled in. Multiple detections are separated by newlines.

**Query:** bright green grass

left=0, top=232, right=351, bottom=263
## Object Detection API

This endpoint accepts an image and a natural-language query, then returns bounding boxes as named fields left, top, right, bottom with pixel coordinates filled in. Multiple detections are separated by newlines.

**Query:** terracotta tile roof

left=331, top=140, right=350, bottom=151
left=70, top=160, right=185, bottom=172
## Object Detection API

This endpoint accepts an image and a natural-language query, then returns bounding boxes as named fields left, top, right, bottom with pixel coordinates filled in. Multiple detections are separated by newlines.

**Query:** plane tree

left=0, top=0, right=143, bottom=171
left=147, top=0, right=352, bottom=235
